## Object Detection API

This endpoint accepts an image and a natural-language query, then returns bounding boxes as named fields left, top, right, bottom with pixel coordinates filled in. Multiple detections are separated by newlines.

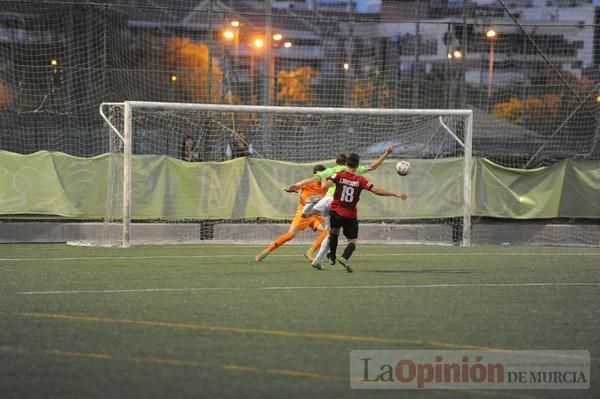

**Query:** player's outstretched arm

left=367, top=144, right=393, bottom=172
left=286, top=175, right=320, bottom=192
left=371, top=186, right=407, bottom=200
left=321, top=179, right=334, bottom=190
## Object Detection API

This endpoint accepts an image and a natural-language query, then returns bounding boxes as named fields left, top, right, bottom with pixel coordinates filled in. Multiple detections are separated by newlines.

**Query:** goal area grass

left=0, top=243, right=598, bottom=398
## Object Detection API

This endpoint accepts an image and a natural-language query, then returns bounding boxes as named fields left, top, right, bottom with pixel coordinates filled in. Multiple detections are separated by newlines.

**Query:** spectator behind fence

left=180, top=135, right=200, bottom=162
left=226, top=131, right=255, bottom=159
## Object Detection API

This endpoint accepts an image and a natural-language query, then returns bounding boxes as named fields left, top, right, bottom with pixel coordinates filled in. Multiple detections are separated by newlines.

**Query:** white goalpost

left=100, top=101, right=473, bottom=248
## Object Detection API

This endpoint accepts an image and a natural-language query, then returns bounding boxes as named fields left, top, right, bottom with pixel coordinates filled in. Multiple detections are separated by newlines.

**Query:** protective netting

left=0, top=0, right=599, bottom=167
left=1, top=0, right=598, bottom=246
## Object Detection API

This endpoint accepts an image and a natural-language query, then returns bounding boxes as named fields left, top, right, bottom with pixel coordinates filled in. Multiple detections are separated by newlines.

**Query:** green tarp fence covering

left=1, top=151, right=598, bottom=219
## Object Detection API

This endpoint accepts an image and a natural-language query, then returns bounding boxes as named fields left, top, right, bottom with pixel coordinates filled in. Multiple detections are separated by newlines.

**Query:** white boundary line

left=19, top=282, right=600, bottom=295
left=20, top=288, right=243, bottom=295
left=2, top=252, right=600, bottom=262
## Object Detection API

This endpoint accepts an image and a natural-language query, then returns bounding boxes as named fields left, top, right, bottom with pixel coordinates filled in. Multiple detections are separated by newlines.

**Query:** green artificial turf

left=0, top=243, right=598, bottom=398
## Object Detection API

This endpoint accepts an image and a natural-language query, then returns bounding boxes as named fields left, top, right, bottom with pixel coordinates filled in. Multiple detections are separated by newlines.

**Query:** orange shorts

left=291, top=210, right=325, bottom=232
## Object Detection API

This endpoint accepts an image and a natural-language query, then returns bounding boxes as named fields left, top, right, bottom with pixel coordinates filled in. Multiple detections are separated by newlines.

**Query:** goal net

left=99, top=102, right=472, bottom=247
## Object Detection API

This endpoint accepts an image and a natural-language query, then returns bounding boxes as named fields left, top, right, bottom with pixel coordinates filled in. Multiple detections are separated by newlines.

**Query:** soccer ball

left=395, top=160, right=411, bottom=176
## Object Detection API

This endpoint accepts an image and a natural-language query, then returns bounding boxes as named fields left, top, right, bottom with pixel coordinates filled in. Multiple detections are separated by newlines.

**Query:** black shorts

left=329, top=210, right=359, bottom=240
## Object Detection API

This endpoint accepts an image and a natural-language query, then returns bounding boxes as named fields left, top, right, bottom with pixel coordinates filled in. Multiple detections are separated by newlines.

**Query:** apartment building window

left=397, top=34, right=438, bottom=56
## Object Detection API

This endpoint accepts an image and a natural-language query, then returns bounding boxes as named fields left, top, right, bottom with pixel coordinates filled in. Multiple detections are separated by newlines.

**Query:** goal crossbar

left=125, top=101, right=473, bottom=117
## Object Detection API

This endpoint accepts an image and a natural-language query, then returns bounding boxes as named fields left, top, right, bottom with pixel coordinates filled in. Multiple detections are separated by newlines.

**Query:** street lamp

left=446, top=49, right=463, bottom=107
left=447, top=49, right=462, bottom=59
left=486, top=29, right=496, bottom=98
left=50, top=58, right=62, bottom=89
left=253, top=37, right=265, bottom=49
left=247, top=36, right=266, bottom=103
left=223, top=21, right=241, bottom=64
left=247, top=33, right=292, bottom=105
left=167, top=72, right=177, bottom=102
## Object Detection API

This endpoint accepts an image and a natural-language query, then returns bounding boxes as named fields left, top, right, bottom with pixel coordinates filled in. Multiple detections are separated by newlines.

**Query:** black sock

left=329, top=234, right=339, bottom=259
left=342, top=242, right=356, bottom=260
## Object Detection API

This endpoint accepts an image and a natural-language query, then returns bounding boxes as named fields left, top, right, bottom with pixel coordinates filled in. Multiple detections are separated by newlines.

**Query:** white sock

left=314, top=236, right=330, bottom=264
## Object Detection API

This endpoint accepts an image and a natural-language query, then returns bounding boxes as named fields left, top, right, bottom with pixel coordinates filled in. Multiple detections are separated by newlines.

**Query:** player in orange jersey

left=255, top=164, right=329, bottom=262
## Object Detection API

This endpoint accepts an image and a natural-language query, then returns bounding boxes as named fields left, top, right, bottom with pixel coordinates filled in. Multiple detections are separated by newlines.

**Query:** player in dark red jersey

left=318, top=153, right=407, bottom=272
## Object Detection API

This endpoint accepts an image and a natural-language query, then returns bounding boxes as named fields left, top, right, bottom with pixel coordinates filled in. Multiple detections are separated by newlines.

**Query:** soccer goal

left=99, top=101, right=473, bottom=248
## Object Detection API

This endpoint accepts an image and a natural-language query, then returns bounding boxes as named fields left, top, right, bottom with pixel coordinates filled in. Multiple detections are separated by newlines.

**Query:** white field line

left=19, top=282, right=600, bottom=295
left=1, top=252, right=600, bottom=262
left=20, top=287, right=243, bottom=295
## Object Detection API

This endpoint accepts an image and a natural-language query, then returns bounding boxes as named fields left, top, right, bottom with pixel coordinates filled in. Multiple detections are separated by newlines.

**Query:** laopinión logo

left=350, top=350, right=590, bottom=390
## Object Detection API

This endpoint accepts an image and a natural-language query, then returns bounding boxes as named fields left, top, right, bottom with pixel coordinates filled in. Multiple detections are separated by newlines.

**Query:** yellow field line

left=10, top=312, right=598, bottom=363
left=267, top=368, right=334, bottom=380
left=0, top=345, right=29, bottom=354
left=14, top=311, right=504, bottom=351
left=3, top=344, right=566, bottom=399
left=0, top=345, right=544, bottom=398
left=10, top=312, right=600, bottom=364
left=44, top=349, right=112, bottom=360
left=223, top=364, right=261, bottom=373
left=0, top=345, right=341, bottom=382
left=130, top=356, right=200, bottom=367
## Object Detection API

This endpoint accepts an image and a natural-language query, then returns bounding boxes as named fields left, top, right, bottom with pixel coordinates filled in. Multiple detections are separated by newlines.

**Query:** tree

left=492, top=97, right=523, bottom=124
left=524, top=94, right=562, bottom=122
left=162, top=37, right=223, bottom=103
left=350, top=72, right=391, bottom=108
left=492, top=94, right=563, bottom=126
left=276, top=66, right=318, bottom=106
